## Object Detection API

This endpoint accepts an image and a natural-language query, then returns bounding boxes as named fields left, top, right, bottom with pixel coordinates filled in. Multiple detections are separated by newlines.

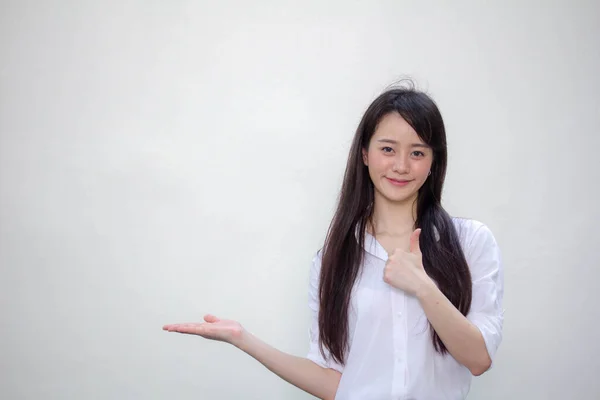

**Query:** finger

left=409, top=228, right=422, bottom=254
left=162, top=324, right=183, bottom=331
left=204, top=314, right=220, bottom=323
left=163, top=323, right=201, bottom=333
left=182, top=323, right=205, bottom=334
left=178, top=324, right=205, bottom=335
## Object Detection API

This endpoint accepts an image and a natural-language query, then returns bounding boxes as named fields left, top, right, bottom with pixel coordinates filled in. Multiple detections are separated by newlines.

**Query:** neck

left=369, top=192, right=418, bottom=236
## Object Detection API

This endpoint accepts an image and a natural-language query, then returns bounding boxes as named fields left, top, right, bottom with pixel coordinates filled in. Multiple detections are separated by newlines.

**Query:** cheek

left=415, top=160, right=433, bottom=178
left=368, top=154, right=392, bottom=173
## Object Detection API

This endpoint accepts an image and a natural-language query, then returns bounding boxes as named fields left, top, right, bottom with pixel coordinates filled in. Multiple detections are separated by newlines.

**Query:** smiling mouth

left=386, top=177, right=413, bottom=186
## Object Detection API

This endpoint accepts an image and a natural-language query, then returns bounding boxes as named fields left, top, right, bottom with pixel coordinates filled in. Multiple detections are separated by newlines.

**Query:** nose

left=392, top=154, right=409, bottom=173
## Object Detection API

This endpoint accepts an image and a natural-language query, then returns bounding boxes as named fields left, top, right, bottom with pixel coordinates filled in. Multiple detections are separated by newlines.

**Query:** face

left=362, top=112, right=433, bottom=205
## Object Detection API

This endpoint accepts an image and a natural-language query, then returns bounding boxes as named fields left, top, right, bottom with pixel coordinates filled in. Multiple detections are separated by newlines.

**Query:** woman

left=163, top=84, right=505, bottom=400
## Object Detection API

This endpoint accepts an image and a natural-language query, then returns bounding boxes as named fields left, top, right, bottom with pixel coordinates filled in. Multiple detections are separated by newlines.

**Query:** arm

left=417, top=224, right=504, bottom=375
left=163, top=315, right=341, bottom=400
left=416, top=281, right=491, bottom=375
left=383, top=225, right=504, bottom=376
left=236, top=251, right=343, bottom=398
left=163, top=252, right=343, bottom=399
left=236, top=329, right=341, bottom=400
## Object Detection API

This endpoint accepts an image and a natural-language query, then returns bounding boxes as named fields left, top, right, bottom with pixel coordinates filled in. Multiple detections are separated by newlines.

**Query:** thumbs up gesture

left=383, top=229, right=433, bottom=296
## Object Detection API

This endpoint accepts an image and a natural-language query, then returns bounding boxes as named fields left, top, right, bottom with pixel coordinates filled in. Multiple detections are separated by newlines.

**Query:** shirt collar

left=359, top=226, right=440, bottom=261
left=359, top=229, right=389, bottom=261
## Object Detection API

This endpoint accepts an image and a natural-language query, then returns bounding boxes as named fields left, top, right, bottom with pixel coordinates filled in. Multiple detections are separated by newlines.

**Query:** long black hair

left=318, top=82, right=472, bottom=365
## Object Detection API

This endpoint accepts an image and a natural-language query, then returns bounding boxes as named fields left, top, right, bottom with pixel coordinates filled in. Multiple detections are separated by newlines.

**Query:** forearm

left=416, top=281, right=491, bottom=376
left=235, top=330, right=341, bottom=400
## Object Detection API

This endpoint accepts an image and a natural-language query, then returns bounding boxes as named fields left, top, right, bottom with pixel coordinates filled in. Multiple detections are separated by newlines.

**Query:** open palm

left=163, top=314, right=244, bottom=345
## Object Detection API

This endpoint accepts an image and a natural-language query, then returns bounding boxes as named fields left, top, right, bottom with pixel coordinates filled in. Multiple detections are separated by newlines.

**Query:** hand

left=163, top=314, right=245, bottom=347
left=382, top=229, right=433, bottom=296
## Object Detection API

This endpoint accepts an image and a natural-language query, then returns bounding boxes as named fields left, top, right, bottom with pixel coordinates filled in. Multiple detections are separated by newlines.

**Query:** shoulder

left=451, top=217, right=498, bottom=255
left=309, top=248, right=324, bottom=279
left=452, top=217, right=496, bottom=249
left=312, top=248, right=324, bottom=265
left=451, top=218, right=503, bottom=284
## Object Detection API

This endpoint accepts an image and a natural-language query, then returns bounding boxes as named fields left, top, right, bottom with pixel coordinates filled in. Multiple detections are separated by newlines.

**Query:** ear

left=362, top=148, right=368, bottom=166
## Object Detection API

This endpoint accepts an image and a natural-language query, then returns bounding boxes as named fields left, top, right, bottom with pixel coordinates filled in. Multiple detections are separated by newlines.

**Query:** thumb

left=204, top=314, right=220, bottom=323
left=410, top=228, right=422, bottom=255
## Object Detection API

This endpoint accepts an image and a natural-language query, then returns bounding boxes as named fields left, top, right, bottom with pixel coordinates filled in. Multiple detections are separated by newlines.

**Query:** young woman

left=163, top=84, right=505, bottom=400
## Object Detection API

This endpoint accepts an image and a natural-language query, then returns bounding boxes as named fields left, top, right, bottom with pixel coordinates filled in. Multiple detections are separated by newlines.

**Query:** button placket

left=391, top=288, right=406, bottom=397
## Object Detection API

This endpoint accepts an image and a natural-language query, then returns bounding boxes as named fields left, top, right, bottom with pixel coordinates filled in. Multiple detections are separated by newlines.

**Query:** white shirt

left=306, top=218, right=504, bottom=400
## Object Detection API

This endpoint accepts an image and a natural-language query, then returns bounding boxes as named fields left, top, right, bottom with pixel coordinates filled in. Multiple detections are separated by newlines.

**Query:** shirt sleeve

left=464, top=223, right=505, bottom=367
left=306, top=251, right=345, bottom=373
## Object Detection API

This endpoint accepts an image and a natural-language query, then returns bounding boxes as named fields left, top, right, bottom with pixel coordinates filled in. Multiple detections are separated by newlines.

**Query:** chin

left=374, top=183, right=419, bottom=204
left=381, top=191, right=417, bottom=204
left=390, top=196, right=415, bottom=204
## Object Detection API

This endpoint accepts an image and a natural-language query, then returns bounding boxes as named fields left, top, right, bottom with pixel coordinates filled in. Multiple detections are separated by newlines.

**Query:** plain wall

left=1, top=1, right=599, bottom=399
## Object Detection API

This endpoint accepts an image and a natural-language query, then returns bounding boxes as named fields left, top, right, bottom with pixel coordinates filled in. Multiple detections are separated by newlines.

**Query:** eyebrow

left=376, top=139, right=430, bottom=148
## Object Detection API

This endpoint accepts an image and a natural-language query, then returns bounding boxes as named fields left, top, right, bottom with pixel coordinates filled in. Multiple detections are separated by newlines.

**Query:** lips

left=386, top=177, right=413, bottom=186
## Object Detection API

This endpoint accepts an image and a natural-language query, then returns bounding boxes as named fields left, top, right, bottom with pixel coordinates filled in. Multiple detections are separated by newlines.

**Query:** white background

left=1, top=1, right=599, bottom=399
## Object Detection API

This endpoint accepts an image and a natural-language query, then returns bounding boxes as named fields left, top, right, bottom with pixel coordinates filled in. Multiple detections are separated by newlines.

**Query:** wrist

left=416, top=276, right=437, bottom=300
left=233, top=327, right=251, bottom=350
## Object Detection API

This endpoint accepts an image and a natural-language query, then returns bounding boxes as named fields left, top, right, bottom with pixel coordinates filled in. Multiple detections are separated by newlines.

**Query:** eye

left=382, top=147, right=394, bottom=154
left=411, top=150, right=425, bottom=157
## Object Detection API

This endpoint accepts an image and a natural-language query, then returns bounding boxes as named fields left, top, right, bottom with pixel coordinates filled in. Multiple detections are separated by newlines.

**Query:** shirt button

left=397, top=311, right=402, bottom=317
